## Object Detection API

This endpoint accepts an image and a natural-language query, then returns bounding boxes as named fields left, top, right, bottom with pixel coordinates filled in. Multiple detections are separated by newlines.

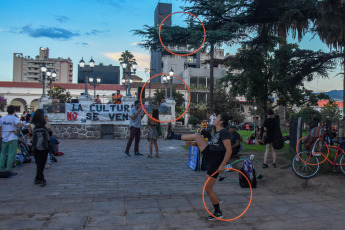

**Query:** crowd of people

left=0, top=105, right=61, bottom=186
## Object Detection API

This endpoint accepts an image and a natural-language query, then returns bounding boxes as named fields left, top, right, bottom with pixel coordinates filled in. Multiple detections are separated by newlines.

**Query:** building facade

left=150, top=2, right=201, bottom=83
left=13, top=47, right=73, bottom=83
left=78, top=63, right=120, bottom=85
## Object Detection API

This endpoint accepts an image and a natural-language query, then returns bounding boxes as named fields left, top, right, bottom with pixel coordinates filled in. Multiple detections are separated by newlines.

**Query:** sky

left=0, top=0, right=343, bottom=93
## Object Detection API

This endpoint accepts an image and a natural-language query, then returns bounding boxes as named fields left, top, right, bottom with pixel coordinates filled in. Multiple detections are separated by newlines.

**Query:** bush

left=188, top=117, right=200, bottom=126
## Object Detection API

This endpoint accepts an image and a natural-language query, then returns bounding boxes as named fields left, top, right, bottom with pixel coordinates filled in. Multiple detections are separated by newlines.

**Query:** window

left=13, top=106, right=21, bottom=112
left=198, top=93, right=207, bottom=104
left=191, top=92, right=198, bottom=103
left=190, top=77, right=198, bottom=88
left=199, top=77, right=207, bottom=88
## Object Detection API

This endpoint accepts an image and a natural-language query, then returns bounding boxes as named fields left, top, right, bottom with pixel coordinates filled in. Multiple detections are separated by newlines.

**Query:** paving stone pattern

left=0, top=139, right=344, bottom=230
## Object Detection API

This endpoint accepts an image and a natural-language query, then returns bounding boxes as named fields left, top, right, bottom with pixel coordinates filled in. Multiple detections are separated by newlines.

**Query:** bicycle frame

left=321, top=144, right=345, bottom=166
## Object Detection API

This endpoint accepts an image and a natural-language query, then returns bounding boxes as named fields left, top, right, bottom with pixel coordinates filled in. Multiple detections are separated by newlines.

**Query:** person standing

left=165, top=114, right=232, bottom=220
left=308, top=112, right=320, bottom=130
left=0, top=105, right=23, bottom=175
left=94, top=95, right=102, bottom=104
left=263, top=109, right=277, bottom=168
left=209, top=112, right=216, bottom=133
left=147, top=108, right=160, bottom=158
left=31, top=109, right=51, bottom=187
left=112, top=90, right=123, bottom=104
left=124, top=100, right=145, bottom=157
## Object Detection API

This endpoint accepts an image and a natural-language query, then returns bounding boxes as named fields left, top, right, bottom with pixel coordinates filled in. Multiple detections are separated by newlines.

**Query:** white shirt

left=209, top=115, right=216, bottom=125
left=0, top=115, right=20, bottom=142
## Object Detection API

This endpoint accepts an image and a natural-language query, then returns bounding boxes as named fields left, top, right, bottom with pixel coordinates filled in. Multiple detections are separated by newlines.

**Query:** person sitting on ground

left=228, top=125, right=241, bottom=157
left=165, top=114, right=232, bottom=221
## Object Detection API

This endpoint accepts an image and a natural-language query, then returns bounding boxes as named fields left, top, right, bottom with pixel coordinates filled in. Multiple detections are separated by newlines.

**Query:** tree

left=290, top=107, right=321, bottom=123
left=222, top=39, right=341, bottom=117
left=133, top=0, right=245, bottom=114
left=118, top=50, right=136, bottom=79
left=320, top=100, right=342, bottom=122
left=213, top=83, right=245, bottom=123
left=152, top=87, right=184, bottom=107
left=47, top=85, right=71, bottom=103
left=313, top=0, right=345, bottom=115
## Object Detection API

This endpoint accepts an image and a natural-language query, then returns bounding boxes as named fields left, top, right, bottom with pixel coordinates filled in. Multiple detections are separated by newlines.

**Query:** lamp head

left=121, top=78, right=126, bottom=84
left=89, top=57, right=95, bottom=68
left=41, top=64, right=47, bottom=73
left=79, top=57, right=85, bottom=68
left=169, top=67, right=174, bottom=77
left=46, top=69, right=52, bottom=77
left=121, top=61, right=127, bottom=69
left=89, top=77, right=94, bottom=83
left=96, top=78, right=101, bottom=83
left=132, top=61, right=137, bottom=71
left=51, top=71, right=57, bottom=78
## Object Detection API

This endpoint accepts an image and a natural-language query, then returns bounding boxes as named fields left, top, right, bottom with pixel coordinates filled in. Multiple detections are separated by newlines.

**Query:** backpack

left=272, top=116, right=284, bottom=150
left=304, top=127, right=325, bottom=151
left=32, top=126, right=50, bottom=151
left=239, top=159, right=257, bottom=188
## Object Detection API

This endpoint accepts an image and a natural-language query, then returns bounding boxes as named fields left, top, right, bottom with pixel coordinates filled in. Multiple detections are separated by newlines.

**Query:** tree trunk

left=209, top=43, right=215, bottom=115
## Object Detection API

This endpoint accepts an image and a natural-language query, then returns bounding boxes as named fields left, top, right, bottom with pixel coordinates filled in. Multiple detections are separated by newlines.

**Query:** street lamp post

left=121, top=61, right=137, bottom=97
left=47, top=70, right=57, bottom=99
left=162, top=75, right=168, bottom=99
left=79, top=57, right=95, bottom=96
left=168, top=67, right=174, bottom=99
left=89, top=77, right=101, bottom=98
left=40, top=64, right=47, bottom=98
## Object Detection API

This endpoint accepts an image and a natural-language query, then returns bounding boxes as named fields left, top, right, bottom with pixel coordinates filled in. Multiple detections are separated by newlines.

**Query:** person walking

left=0, top=105, right=23, bottom=175
left=147, top=108, right=160, bottom=158
left=263, top=109, right=277, bottom=168
left=124, top=100, right=145, bottom=157
left=165, top=114, right=232, bottom=220
left=31, top=109, right=51, bottom=187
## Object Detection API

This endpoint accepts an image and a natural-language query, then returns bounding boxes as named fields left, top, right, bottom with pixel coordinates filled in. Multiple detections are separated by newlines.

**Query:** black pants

left=34, top=150, right=49, bottom=181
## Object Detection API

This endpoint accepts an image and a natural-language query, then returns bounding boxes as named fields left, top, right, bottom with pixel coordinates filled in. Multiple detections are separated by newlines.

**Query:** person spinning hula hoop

left=165, top=114, right=232, bottom=220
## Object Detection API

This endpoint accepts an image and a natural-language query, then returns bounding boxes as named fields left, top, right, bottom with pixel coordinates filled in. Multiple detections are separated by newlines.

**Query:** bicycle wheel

left=338, top=154, right=345, bottom=175
left=224, top=159, right=263, bottom=183
left=291, top=151, right=319, bottom=179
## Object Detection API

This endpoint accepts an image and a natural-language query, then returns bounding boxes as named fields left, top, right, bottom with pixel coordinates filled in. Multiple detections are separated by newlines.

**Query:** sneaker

left=273, top=163, right=277, bottom=168
left=164, top=123, right=173, bottom=140
left=11, top=171, right=18, bottom=176
left=123, top=152, right=131, bottom=157
left=218, top=176, right=225, bottom=182
left=40, top=179, right=46, bottom=187
left=263, top=164, right=269, bottom=168
left=206, top=211, right=223, bottom=221
left=134, top=152, right=144, bottom=156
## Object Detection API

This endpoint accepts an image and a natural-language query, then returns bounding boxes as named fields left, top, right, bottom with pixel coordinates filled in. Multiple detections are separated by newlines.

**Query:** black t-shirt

left=209, top=128, right=231, bottom=153
left=263, top=117, right=275, bottom=137
left=230, top=131, right=241, bottom=150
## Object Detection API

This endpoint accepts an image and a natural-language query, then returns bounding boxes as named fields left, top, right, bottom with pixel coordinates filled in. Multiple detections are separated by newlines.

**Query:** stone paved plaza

left=0, top=139, right=345, bottom=230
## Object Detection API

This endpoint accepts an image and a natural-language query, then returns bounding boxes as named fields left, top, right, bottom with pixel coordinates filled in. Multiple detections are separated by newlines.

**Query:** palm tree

left=118, top=50, right=136, bottom=78
left=314, top=0, right=345, bottom=115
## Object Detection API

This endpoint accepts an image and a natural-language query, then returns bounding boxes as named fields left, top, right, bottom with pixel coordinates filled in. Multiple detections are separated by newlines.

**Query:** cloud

left=91, top=0, right=123, bottom=8
left=21, top=25, right=79, bottom=40
left=103, top=51, right=150, bottom=71
left=0, top=28, right=5, bottom=32
left=85, top=29, right=106, bottom=36
left=82, top=42, right=89, bottom=46
left=55, top=15, right=70, bottom=23
left=130, top=42, right=144, bottom=46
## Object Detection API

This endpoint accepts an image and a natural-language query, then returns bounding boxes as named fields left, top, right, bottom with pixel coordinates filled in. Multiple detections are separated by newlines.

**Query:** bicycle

left=292, top=135, right=345, bottom=179
left=223, top=155, right=263, bottom=183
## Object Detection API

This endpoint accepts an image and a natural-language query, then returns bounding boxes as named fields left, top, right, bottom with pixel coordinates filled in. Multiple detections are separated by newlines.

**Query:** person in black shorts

left=165, top=114, right=232, bottom=220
